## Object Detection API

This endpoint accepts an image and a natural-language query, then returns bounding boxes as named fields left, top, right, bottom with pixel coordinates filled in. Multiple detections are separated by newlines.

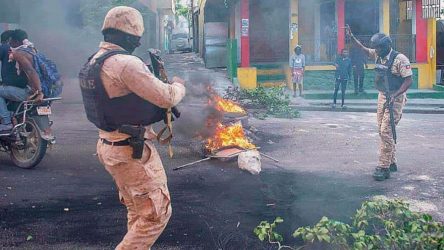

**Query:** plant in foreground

left=254, top=198, right=444, bottom=250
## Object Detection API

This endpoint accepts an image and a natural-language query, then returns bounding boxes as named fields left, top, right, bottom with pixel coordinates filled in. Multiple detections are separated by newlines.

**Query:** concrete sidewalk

left=162, top=52, right=444, bottom=114
left=290, top=96, right=444, bottom=114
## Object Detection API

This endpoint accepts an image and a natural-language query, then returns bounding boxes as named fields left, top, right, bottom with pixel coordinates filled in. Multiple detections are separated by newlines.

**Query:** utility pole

left=190, top=0, right=194, bottom=50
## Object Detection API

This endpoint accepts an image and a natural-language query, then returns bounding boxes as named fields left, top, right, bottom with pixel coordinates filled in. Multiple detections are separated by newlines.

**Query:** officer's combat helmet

left=102, top=6, right=144, bottom=37
left=370, top=33, right=392, bottom=57
left=370, top=33, right=392, bottom=48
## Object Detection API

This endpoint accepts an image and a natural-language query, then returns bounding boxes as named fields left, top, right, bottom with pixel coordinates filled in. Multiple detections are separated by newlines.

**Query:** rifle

left=384, top=91, right=397, bottom=144
left=378, top=67, right=397, bottom=144
left=147, top=49, right=180, bottom=157
left=147, top=49, right=181, bottom=119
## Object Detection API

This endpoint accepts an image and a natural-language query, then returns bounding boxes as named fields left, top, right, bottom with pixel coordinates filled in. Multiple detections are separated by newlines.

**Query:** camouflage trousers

left=377, top=92, right=406, bottom=168
left=97, top=140, right=172, bottom=250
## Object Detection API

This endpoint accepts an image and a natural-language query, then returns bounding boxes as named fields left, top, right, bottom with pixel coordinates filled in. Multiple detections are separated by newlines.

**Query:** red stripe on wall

left=337, top=0, right=345, bottom=54
left=241, top=0, right=250, bottom=67
left=416, top=0, right=427, bottom=63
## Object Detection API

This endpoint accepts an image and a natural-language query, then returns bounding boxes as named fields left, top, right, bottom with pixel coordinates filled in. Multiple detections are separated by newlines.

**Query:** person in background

left=332, top=48, right=352, bottom=109
left=290, top=45, right=305, bottom=97
left=350, top=43, right=368, bottom=94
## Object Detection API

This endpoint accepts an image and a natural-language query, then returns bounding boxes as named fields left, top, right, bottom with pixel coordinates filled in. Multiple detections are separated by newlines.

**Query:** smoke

left=173, top=72, right=224, bottom=139
left=18, top=0, right=101, bottom=78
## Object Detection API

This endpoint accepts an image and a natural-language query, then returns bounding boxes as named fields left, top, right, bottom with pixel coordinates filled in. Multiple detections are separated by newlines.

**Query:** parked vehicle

left=0, top=97, right=61, bottom=169
left=170, top=33, right=192, bottom=53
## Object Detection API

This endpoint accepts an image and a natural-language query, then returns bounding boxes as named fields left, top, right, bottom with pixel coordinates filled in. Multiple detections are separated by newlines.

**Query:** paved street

left=1, top=53, right=444, bottom=250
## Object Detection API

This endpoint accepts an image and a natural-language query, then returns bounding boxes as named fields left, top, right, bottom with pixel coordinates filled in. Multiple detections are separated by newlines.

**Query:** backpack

left=18, top=47, right=63, bottom=98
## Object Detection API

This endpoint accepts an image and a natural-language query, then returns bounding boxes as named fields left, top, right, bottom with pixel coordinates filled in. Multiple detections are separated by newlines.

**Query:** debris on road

left=238, top=150, right=262, bottom=175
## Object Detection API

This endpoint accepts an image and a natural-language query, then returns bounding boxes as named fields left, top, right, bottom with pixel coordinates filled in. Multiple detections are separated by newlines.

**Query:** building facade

left=198, top=0, right=440, bottom=89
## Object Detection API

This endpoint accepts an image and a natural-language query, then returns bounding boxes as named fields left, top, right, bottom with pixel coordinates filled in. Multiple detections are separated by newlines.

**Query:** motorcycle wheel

left=10, top=120, right=48, bottom=169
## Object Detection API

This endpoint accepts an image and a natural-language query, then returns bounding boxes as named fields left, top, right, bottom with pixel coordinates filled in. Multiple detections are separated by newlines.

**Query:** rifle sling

left=157, top=108, right=174, bottom=158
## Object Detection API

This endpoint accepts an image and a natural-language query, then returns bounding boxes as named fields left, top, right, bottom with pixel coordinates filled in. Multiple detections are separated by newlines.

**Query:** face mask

left=125, top=35, right=141, bottom=54
left=376, top=44, right=391, bottom=58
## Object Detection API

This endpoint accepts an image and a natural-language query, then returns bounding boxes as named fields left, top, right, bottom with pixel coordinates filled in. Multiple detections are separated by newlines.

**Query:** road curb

left=293, top=105, right=444, bottom=114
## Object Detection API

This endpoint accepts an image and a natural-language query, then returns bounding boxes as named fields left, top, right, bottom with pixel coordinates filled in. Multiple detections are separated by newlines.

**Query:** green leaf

left=321, top=235, right=331, bottom=243
left=293, top=228, right=304, bottom=238
left=258, top=233, right=265, bottom=241
left=305, top=233, right=314, bottom=242
left=275, top=217, right=284, bottom=223
left=423, top=214, right=432, bottom=222
left=26, top=235, right=33, bottom=241
left=320, top=216, right=329, bottom=223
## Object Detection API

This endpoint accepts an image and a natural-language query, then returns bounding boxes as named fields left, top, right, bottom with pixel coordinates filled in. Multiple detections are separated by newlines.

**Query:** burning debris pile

left=205, top=122, right=255, bottom=154
left=175, top=87, right=270, bottom=174
left=203, top=87, right=255, bottom=155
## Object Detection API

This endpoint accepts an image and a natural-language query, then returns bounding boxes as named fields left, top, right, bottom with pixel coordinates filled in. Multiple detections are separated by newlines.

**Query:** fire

left=210, top=95, right=246, bottom=114
left=205, top=122, right=256, bottom=153
left=207, top=86, right=246, bottom=114
left=202, top=86, right=253, bottom=153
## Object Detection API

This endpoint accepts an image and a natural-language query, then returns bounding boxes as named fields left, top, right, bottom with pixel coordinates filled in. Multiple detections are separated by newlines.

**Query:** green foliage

left=175, top=2, right=190, bottom=18
left=254, top=217, right=294, bottom=250
left=238, top=87, right=300, bottom=119
left=255, top=198, right=444, bottom=250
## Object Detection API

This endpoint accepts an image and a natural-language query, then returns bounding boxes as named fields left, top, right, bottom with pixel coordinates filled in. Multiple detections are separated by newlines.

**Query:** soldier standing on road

left=79, top=7, right=186, bottom=249
left=347, top=28, right=413, bottom=181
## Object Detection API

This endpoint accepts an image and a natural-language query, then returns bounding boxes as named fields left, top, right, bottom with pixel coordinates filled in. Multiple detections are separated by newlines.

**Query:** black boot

left=373, top=167, right=390, bottom=181
left=389, top=163, right=398, bottom=172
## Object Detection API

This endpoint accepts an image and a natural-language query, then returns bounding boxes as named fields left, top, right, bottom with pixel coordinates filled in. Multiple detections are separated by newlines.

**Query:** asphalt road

left=1, top=53, right=443, bottom=250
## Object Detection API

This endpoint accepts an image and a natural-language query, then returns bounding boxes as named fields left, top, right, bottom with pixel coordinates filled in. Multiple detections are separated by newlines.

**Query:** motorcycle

left=0, top=97, right=61, bottom=169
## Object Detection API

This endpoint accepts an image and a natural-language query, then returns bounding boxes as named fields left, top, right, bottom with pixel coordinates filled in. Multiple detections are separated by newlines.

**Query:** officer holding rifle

left=79, top=6, right=185, bottom=249
left=346, top=26, right=413, bottom=181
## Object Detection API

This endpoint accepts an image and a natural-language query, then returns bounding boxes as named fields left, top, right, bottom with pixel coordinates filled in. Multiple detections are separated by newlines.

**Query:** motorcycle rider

left=80, top=6, right=185, bottom=249
left=0, top=29, right=43, bottom=132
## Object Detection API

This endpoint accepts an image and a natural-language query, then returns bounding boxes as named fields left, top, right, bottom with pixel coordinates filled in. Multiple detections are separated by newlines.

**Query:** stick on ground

left=259, top=152, right=279, bottom=163
left=173, top=157, right=212, bottom=171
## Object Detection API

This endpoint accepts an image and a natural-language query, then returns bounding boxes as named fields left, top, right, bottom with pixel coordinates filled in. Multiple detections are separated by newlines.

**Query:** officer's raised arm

left=120, top=58, right=186, bottom=109
left=346, top=25, right=373, bottom=58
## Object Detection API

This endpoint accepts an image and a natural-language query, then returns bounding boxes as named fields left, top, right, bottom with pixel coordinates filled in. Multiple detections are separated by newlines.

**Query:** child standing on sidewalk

left=290, top=45, right=305, bottom=97
left=332, top=49, right=352, bottom=109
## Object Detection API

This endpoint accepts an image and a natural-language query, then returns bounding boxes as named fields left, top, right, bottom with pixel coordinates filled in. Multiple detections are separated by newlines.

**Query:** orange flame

left=205, top=122, right=256, bottom=152
left=207, top=86, right=246, bottom=114
left=210, top=95, right=246, bottom=114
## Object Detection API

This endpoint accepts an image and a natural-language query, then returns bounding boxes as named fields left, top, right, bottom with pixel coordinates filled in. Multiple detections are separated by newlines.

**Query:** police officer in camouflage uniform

left=347, top=28, right=413, bottom=181
left=79, top=6, right=186, bottom=249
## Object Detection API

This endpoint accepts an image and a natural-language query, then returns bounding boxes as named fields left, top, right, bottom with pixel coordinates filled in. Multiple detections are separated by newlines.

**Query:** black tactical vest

left=374, top=51, right=405, bottom=93
left=79, top=50, right=166, bottom=132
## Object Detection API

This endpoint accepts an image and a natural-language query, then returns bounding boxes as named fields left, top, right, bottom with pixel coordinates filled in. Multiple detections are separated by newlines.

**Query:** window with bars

left=406, top=1, right=413, bottom=20
left=422, top=0, right=440, bottom=19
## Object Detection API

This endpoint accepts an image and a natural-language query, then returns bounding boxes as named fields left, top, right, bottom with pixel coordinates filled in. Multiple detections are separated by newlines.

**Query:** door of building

left=249, top=0, right=290, bottom=63
left=345, top=0, right=379, bottom=42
